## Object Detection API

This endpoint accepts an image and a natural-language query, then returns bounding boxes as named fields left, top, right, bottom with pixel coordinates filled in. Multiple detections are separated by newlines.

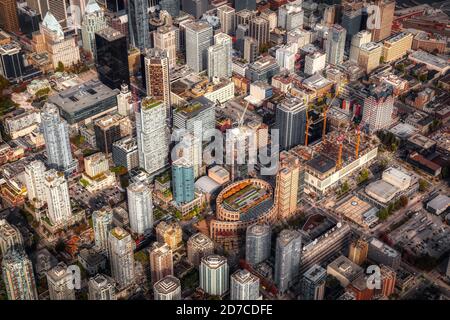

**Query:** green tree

left=418, top=179, right=429, bottom=192
left=55, top=61, right=65, bottom=72
left=399, top=195, right=408, bottom=207
left=377, top=208, right=389, bottom=220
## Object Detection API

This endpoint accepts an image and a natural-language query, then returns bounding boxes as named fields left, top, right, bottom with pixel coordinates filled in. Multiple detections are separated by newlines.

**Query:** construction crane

left=322, top=94, right=338, bottom=142
left=336, top=125, right=350, bottom=170
left=238, top=100, right=251, bottom=128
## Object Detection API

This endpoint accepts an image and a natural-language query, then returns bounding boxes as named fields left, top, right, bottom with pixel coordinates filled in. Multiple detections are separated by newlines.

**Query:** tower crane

left=322, top=94, right=338, bottom=143
left=336, top=125, right=350, bottom=170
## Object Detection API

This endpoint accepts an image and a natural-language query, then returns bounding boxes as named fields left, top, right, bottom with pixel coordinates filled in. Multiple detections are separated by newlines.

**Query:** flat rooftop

left=306, top=154, right=336, bottom=174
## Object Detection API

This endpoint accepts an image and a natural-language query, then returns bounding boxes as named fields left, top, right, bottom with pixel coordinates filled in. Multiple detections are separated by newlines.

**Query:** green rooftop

left=142, top=98, right=162, bottom=110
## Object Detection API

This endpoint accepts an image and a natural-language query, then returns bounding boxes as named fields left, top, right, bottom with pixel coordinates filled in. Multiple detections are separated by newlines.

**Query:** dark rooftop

left=306, top=154, right=336, bottom=174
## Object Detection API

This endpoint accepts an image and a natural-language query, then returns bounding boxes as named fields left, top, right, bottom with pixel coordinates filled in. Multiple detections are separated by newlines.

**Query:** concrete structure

left=81, top=0, right=107, bottom=59
left=304, top=51, right=326, bottom=76
left=208, top=33, right=232, bottom=80
left=349, top=239, right=369, bottom=266
left=301, top=264, right=327, bottom=300
left=1, top=250, right=38, bottom=300
left=153, top=275, right=181, bottom=300
left=278, top=3, right=303, bottom=31
left=274, top=229, right=302, bottom=293
left=92, top=208, right=113, bottom=253
left=199, top=255, right=229, bottom=296
left=349, top=30, right=372, bottom=63
left=43, top=169, right=72, bottom=227
left=358, top=42, right=382, bottom=73
left=88, top=274, right=116, bottom=300
left=24, top=160, right=47, bottom=209
left=46, top=262, right=75, bottom=300
left=127, top=181, right=153, bottom=236
left=108, top=227, right=135, bottom=289
left=276, top=96, right=306, bottom=151
left=153, top=25, right=177, bottom=69
left=245, top=224, right=271, bottom=266
left=155, top=221, right=182, bottom=250
left=187, top=232, right=215, bottom=267
left=128, top=0, right=150, bottom=50
left=371, top=0, right=395, bottom=42
left=112, top=137, right=139, bottom=171
left=0, top=220, right=23, bottom=256
left=368, top=238, right=401, bottom=269
left=172, top=157, right=195, bottom=205
left=361, top=84, right=394, bottom=133
left=326, top=24, right=346, bottom=65
left=426, top=195, right=449, bottom=216
left=230, top=269, right=261, bottom=300
left=249, top=16, right=269, bottom=46
left=185, top=21, right=213, bottom=73
left=327, top=255, right=363, bottom=287
left=277, top=155, right=300, bottom=219
left=149, top=242, right=173, bottom=284
left=382, top=32, right=413, bottom=63
left=217, top=5, right=235, bottom=36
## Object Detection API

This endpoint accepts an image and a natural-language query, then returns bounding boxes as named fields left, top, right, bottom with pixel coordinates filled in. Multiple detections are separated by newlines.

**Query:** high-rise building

left=128, top=0, right=150, bottom=50
left=112, top=137, right=139, bottom=171
left=181, top=0, right=208, bottom=19
left=371, top=0, right=395, bottom=42
left=46, top=262, right=75, bottom=300
left=380, top=265, right=396, bottom=298
left=24, top=160, right=47, bottom=209
left=230, top=269, right=260, bottom=300
left=136, top=97, right=169, bottom=175
left=88, top=274, right=116, bottom=300
left=108, top=227, right=135, bottom=289
left=1, top=250, right=38, bottom=300
left=94, top=114, right=127, bottom=155
left=43, top=169, right=72, bottom=226
left=348, top=238, right=369, bottom=266
left=173, top=97, right=215, bottom=140
left=127, top=181, right=153, bottom=236
left=276, top=46, right=296, bottom=72
left=187, top=233, right=215, bottom=267
left=382, top=32, right=413, bottom=63
left=153, top=25, right=177, bottom=69
left=153, top=275, right=181, bottom=300
left=149, top=242, right=174, bottom=284
left=95, top=27, right=129, bottom=90
left=172, top=157, right=195, bottom=205
left=278, top=3, right=303, bottom=31
left=0, top=42, right=33, bottom=84
left=106, top=0, right=125, bottom=13
left=85, top=153, right=110, bottom=180
left=0, top=0, right=20, bottom=33
left=199, top=255, right=229, bottom=296
left=155, top=221, right=182, bottom=250
left=304, top=51, right=326, bottom=76
left=81, top=0, right=107, bottom=60
left=243, top=37, right=258, bottom=63
left=275, top=96, right=307, bottom=151
left=349, top=30, right=372, bottom=63
left=159, top=0, right=180, bottom=18
left=143, top=48, right=171, bottom=120
left=116, top=83, right=133, bottom=116
left=185, top=21, right=213, bottom=73
left=217, top=5, right=235, bottom=36
left=358, top=42, right=382, bottom=73
left=301, top=264, right=327, bottom=300
left=361, top=84, right=394, bottom=133
left=207, top=33, right=232, bottom=80
left=326, top=24, right=346, bottom=65
left=172, top=131, right=203, bottom=179
left=276, top=156, right=300, bottom=219
left=92, top=208, right=113, bottom=253
left=274, top=229, right=302, bottom=293
left=245, top=224, right=271, bottom=266
left=40, top=103, right=77, bottom=175
left=367, top=237, right=401, bottom=269
left=341, top=2, right=363, bottom=43
left=235, top=0, right=256, bottom=12
left=249, top=16, right=269, bottom=46
left=0, top=220, right=23, bottom=256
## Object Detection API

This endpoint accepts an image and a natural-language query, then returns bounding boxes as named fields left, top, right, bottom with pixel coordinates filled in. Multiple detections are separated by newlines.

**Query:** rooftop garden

left=156, top=171, right=171, bottom=184
left=142, top=97, right=162, bottom=110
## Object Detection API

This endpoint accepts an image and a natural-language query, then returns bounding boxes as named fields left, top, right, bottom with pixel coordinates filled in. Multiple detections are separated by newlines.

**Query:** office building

left=24, top=160, right=47, bottom=209
left=172, top=157, right=195, bottom=205
left=327, top=255, right=364, bottom=287
left=92, top=208, right=113, bottom=253
left=88, top=274, right=116, bottom=300
left=0, top=0, right=20, bottom=33
left=93, top=113, right=128, bottom=155
left=245, top=224, right=271, bottom=266
left=81, top=0, right=107, bottom=59
left=108, top=227, right=135, bottom=289
left=301, top=264, right=327, bottom=300
left=187, top=233, right=215, bottom=267
left=278, top=3, right=303, bottom=31
left=43, top=169, right=72, bottom=226
left=47, top=262, right=75, bottom=300
left=243, top=37, right=258, bottom=63
left=149, top=242, right=174, bottom=284
left=326, top=24, right=346, bottom=65
left=382, top=32, right=413, bottom=63
left=276, top=96, right=306, bottom=151
left=274, top=229, right=302, bottom=293
left=153, top=25, right=177, bottom=69
left=40, top=103, right=77, bottom=175
left=173, top=97, right=215, bottom=139
left=276, top=46, right=296, bottom=72
left=155, top=221, right=182, bottom=250
left=230, top=269, right=260, bottom=300
left=128, top=0, right=150, bottom=50
left=173, top=131, right=203, bottom=179
left=106, top=0, right=125, bottom=13
left=127, top=182, right=153, bottom=236
left=217, top=5, right=235, bottom=36
left=181, top=0, right=208, bottom=19
left=185, top=21, right=213, bottom=73
left=159, top=0, right=180, bottom=18
left=341, top=2, right=363, bottom=43
left=81, top=152, right=116, bottom=193
left=371, top=0, right=395, bottom=42
left=235, top=0, right=256, bottom=12
left=0, top=220, right=23, bottom=256
left=116, top=83, right=133, bottom=117
left=112, top=137, right=139, bottom=171
left=136, top=97, right=169, bottom=175
left=249, top=16, right=269, bottom=46
left=208, top=33, right=232, bottom=80
left=0, top=42, right=31, bottom=84
left=380, top=265, right=396, bottom=298
left=348, top=239, right=369, bottom=266
left=17, top=4, right=42, bottom=38
left=276, top=156, right=300, bottom=219
left=95, top=27, right=129, bottom=90
left=304, top=51, right=326, bottom=76
left=245, top=55, right=279, bottom=82
left=199, top=255, right=229, bottom=296
left=154, top=275, right=181, bottom=300
left=368, top=238, right=401, bottom=269
left=349, top=30, right=372, bottom=62
left=1, top=250, right=38, bottom=300
left=358, top=42, right=382, bottom=73
left=361, top=84, right=394, bottom=133
left=143, top=48, right=171, bottom=120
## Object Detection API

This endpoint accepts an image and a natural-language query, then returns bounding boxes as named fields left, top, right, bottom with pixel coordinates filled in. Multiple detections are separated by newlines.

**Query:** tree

left=55, top=61, right=65, bottom=72
left=418, top=179, right=429, bottom=192
left=399, top=195, right=408, bottom=207
left=358, top=169, right=369, bottom=184
left=0, top=75, right=10, bottom=92
left=377, top=208, right=389, bottom=220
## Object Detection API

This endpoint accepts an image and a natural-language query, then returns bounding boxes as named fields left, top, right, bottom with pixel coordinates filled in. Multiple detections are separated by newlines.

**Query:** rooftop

left=306, top=154, right=336, bottom=174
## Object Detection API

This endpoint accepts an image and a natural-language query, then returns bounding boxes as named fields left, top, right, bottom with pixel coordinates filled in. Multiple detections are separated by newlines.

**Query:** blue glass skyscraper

left=172, top=158, right=195, bottom=205
left=128, top=0, right=150, bottom=50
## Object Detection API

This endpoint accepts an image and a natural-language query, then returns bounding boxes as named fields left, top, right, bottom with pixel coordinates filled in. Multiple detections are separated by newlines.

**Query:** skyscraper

left=153, top=25, right=177, bottom=69
left=172, top=97, right=215, bottom=139
left=187, top=232, right=215, bottom=267
left=275, top=96, right=307, bottom=151
left=143, top=48, right=171, bottom=120
left=0, top=0, right=20, bottom=33
left=128, top=0, right=150, bottom=50
left=349, top=30, right=372, bottom=63
left=230, top=269, right=261, bottom=300
left=88, top=274, right=117, bottom=300
left=371, top=0, right=395, bottom=42
left=276, top=156, right=300, bottom=219
left=172, top=131, right=203, bottom=179
left=0, top=220, right=23, bottom=256
left=1, top=250, right=38, bottom=300
left=217, top=5, right=235, bottom=36
left=199, top=255, right=229, bottom=296
left=46, top=262, right=75, bottom=300
left=181, top=0, right=208, bottom=19
left=40, top=103, right=77, bottom=175
left=249, top=16, right=269, bottom=46
left=185, top=21, right=213, bottom=73
left=92, top=208, right=113, bottom=253
left=341, top=2, right=363, bottom=43
left=93, top=114, right=126, bottom=155
left=245, top=224, right=271, bottom=266
left=172, top=157, right=195, bottom=205
left=278, top=3, right=303, bottom=31
left=349, top=238, right=369, bottom=266
left=155, top=221, right=183, bottom=250
left=149, top=242, right=174, bottom=284
left=127, top=181, right=153, bottom=236
left=136, top=97, right=169, bottom=175
left=243, top=37, right=258, bottom=63
left=235, top=0, right=256, bottom=12
left=108, top=227, right=135, bottom=289
left=208, top=33, right=232, bottom=80
left=95, top=27, right=130, bottom=90
left=275, top=229, right=302, bottom=293
left=361, top=84, right=394, bottom=133
left=301, top=264, right=327, bottom=300
left=159, top=0, right=180, bottom=18
left=24, top=160, right=47, bottom=209
left=81, top=0, right=107, bottom=60
left=326, top=24, right=346, bottom=65
left=43, top=169, right=72, bottom=227
left=153, top=275, right=181, bottom=300
left=116, top=83, right=133, bottom=116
